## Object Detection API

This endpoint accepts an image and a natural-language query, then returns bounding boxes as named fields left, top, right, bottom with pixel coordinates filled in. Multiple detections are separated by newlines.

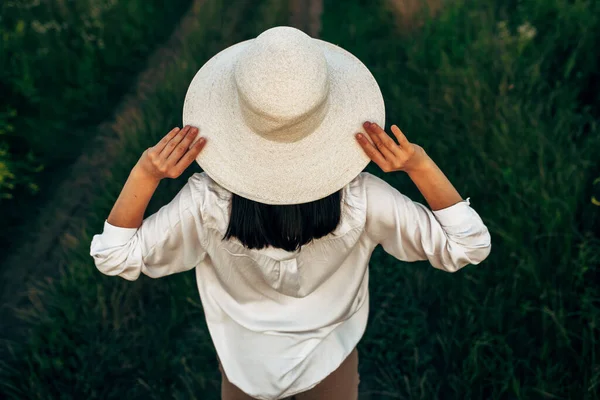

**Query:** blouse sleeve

left=89, top=174, right=208, bottom=281
left=363, top=173, right=491, bottom=272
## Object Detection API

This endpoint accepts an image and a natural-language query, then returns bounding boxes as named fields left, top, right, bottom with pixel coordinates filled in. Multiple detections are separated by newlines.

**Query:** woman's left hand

left=355, top=121, right=429, bottom=173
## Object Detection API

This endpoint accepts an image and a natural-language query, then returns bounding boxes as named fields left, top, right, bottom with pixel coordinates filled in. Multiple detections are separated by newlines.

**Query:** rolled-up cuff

left=99, top=220, right=139, bottom=247
left=432, top=197, right=474, bottom=227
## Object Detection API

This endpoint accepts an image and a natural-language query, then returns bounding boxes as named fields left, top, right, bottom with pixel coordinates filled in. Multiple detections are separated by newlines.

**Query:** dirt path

left=0, top=1, right=385, bottom=398
left=289, top=0, right=323, bottom=37
left=0, top=0, right=324, bottom=354
left=387, top=0, right=443, bottom=32
left=0, top=0, right=228, bottom=352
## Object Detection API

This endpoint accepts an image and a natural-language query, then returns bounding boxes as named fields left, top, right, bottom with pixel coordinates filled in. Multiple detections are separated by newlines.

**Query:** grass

left=320, top=0, right=600, bottom=398
left=1, top=0, right=599, bottom=399
left=0, top=0, right=288, bottom=399
left=0, top=0, right=191, bottom=261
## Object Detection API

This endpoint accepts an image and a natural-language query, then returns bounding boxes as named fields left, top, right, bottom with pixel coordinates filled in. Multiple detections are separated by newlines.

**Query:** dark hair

left=223, top=190, right=342, bottom=252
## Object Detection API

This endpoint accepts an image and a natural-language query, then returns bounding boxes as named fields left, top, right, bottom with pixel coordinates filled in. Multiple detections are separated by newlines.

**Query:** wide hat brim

left=182, top=37, right=385, bottom=205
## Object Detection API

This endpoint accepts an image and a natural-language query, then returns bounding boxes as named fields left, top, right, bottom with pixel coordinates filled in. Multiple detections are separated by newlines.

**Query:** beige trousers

left=218, top=347, right=360, bottom=400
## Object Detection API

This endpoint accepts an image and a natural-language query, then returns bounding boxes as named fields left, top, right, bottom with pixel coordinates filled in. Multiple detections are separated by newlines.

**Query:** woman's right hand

left=355, top=121, right=429, bottom=174
left=134, top=125, right=206, bottom=181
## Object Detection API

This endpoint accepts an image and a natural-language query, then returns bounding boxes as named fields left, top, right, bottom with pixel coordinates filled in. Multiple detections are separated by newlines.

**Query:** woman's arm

left=107, top=125, right=205, bottom=228
left=357, top=121, right=491, bottom=271
left=90, top=125, right=208, bottom=281
left=107, top=169, right=160, bottom=228
left=356, top=121, right=462, bottom=210
left=405, top=157, right=462, bottom=211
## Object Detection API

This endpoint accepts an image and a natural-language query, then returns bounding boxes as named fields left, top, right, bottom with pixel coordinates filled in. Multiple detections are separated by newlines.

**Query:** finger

left=155, top=127, right=180, bottom=153
left=166, top=127, right=199, bottom=165
left=160, top=125, right=191, bottom=159
left=364, top=122, right=397, bottom=160
left=391, top=125, right=410, bottom=148
left=355, top=133, right=389, bottom=169
left=368, top=122, right=403, bottom=152
left=173, top=137, right=206, bottom=174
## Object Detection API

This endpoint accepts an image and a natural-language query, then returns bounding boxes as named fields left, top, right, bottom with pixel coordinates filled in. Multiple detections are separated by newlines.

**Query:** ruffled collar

left=195, top=172, right=367, bottom=262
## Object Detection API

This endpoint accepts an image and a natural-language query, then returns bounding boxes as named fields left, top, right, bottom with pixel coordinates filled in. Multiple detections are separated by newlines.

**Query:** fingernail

left=363, top=121, right=370, bottom=128
left=356, top=133, right=363, bottom=140
left=198, top=137, right=206, bottom=144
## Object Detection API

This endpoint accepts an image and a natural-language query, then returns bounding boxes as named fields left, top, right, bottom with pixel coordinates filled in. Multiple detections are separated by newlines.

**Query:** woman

left=90, top=26, right=491, bottom=400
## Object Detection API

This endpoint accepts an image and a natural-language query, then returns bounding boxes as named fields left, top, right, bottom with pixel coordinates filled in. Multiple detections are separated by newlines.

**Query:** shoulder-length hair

left=223, top=190, right=342, bottom=252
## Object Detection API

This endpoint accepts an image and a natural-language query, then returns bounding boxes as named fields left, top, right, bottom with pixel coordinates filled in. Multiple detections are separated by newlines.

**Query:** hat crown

left=234, top=26, right=330, bottom=142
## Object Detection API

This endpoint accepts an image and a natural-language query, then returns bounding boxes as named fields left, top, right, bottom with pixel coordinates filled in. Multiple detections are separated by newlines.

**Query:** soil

left=388, top=0, right=443, bottom=32
left=289, top=0, right=323, bottom=37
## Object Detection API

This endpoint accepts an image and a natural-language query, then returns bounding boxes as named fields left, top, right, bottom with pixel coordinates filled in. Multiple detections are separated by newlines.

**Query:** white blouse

left=90, top=171, right=491, bottom=400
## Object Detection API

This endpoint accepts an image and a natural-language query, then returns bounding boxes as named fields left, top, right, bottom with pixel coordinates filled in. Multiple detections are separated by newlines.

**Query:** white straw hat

left=182, top=26, right=385, bottom=205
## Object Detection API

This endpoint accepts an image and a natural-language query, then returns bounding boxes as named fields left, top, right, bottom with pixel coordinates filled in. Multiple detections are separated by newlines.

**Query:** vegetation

left=0, top=0, right=191, bottom=252
left=0, top=0, right=599, bottom=399
left=320, top=0, right=600, bottom=398
left=0, top=0, right=289, bottom=398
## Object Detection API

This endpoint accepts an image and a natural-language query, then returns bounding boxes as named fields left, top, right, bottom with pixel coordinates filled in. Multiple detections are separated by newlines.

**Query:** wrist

left=130, top=164, right=161, bottom=185
left=404, top=147, right=434, bottom=175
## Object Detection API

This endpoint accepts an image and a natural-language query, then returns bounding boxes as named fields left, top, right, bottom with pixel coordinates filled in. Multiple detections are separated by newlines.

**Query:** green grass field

left=1, top=0, right=600, bottom=399
left=0, top=0, right=289, bottom=398
left=0, top=0, right=191, bottom=261
left=320, top=0, right=600, bottom=398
